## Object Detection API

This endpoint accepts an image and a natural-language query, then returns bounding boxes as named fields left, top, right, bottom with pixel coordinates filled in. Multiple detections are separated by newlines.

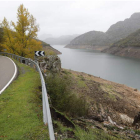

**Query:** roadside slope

left=44, top=68, right=140, bottom=139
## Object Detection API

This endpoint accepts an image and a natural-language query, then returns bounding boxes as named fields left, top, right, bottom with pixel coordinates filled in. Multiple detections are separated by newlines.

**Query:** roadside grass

left=0, top=61, right=49, bottom=140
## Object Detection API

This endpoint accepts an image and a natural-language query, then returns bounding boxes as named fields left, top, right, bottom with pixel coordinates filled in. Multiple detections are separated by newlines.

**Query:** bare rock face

left=38, top=55, right=61, bottom=74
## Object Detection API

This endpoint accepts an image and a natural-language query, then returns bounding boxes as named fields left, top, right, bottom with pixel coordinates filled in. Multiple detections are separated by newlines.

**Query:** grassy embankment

left=0, top=61, right=49, bottom=140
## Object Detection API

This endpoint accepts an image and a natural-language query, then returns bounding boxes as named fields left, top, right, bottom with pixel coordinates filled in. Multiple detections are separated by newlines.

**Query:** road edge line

left=0, top=56, right=17, bottom=94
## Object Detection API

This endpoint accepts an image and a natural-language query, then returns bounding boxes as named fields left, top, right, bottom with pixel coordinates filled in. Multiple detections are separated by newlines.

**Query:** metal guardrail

left=0, top=52, right=55, bottom=140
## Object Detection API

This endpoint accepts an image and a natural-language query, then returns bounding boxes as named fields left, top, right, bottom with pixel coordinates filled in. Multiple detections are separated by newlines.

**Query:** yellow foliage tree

left=0, top=27, right=4, bottom=51
left=1, top=18, right=16, bottom=53
left=1, top=4, right=42, bottom=58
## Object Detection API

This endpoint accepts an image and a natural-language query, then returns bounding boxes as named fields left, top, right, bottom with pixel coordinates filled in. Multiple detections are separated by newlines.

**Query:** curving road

left=0, top=56, right=17, bottom=94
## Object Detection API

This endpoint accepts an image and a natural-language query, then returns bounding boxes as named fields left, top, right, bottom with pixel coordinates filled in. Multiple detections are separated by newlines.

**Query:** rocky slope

left=39, top=55, right=140, bottom=139
left=39, top=55, right=140, bottom=127
left=66, top=13, right=140, bottom=51
left=66, top=69, right=140, bottom=126
left=103, top=29, right=140, bottom=59
left=59, top=69, right=140, bottom=139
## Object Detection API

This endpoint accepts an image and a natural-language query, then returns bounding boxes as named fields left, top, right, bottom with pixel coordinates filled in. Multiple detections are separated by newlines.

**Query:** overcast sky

left=0, top=1, right=140, bottom=38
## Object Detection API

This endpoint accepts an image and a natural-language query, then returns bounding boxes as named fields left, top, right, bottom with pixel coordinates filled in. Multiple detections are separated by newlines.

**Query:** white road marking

left=0, top=56, right=17, bottom=94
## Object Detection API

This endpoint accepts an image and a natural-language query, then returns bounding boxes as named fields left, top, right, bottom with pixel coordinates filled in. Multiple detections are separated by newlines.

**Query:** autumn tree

left=1, top=4, right=42, bottom=58
left=0, top=27, right=4, bottom=52
left=0, top=28, right=3, bottom=43
left=1, top=18, right=16, bottom=53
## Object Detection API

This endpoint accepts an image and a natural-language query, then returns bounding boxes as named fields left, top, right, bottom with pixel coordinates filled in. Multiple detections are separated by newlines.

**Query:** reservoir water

left=53, top=45, right=140, bottom=90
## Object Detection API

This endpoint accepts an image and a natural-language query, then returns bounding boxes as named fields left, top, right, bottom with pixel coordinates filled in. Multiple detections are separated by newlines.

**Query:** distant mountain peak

left=44, top=34, right=79, bottom=45
left=130, top=12, right=140, bottom=19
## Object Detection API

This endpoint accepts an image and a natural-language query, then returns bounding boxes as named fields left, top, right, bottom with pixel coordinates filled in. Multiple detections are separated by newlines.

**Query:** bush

left=46, top=74, right=88, bottom=117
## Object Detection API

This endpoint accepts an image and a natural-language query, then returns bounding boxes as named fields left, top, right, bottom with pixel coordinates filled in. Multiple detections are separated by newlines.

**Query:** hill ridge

left=66, top=12, right=140, bottom=51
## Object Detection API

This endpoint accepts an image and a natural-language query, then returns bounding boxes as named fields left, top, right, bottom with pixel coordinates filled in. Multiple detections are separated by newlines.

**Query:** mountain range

left=44, top=34, right=79, bottom=45
left=66, top=13, right=140, bottom=52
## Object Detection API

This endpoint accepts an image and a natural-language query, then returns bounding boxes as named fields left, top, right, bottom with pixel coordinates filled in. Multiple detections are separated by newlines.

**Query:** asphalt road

left=0, top=56, right=16, bottom=94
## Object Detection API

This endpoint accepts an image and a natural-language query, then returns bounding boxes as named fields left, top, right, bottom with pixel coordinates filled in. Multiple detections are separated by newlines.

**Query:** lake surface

left=53, top=45, right=140, bottom=90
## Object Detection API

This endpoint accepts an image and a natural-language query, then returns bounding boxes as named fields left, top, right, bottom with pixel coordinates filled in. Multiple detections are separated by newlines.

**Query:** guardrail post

left=30, top=61, right=32, bottom=66
left=25, top=59, right=28, bottom=65
left=20, top=57, right=22, bottom=63
left=17, top=56, right=19, bottom=61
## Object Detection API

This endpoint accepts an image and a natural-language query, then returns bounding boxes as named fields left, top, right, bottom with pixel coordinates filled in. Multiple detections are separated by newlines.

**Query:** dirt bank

left=63, top=69, right=140, bottom=127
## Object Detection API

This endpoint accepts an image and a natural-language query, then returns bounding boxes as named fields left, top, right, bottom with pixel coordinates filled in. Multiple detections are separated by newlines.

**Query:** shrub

left=46, top=74, right=88, bottom=117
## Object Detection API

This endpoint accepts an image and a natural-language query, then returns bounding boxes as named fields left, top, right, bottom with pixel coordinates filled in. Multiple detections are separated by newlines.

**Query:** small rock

left=130, top=130, right=135, bottom=135
left=91, top=126, right=95, bottom=129
left=103, top=121, right=111, bottom=126
left=136, top=134, right=140, bottom=139
left=108, top=116, right=116, bottom=125
left=54, top=132, right=57, bottom=136
left=134, top=89, right=137, bottom=91
left=117, top=126, right=124, bottom=130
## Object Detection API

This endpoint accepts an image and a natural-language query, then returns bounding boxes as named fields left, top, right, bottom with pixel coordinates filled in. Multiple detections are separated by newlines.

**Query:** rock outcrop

left=38, top=55, right=61, bottom=74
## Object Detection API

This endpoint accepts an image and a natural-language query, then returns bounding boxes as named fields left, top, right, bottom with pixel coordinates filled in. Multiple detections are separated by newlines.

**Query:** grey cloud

left=0, top=1, right=140, bottom=37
